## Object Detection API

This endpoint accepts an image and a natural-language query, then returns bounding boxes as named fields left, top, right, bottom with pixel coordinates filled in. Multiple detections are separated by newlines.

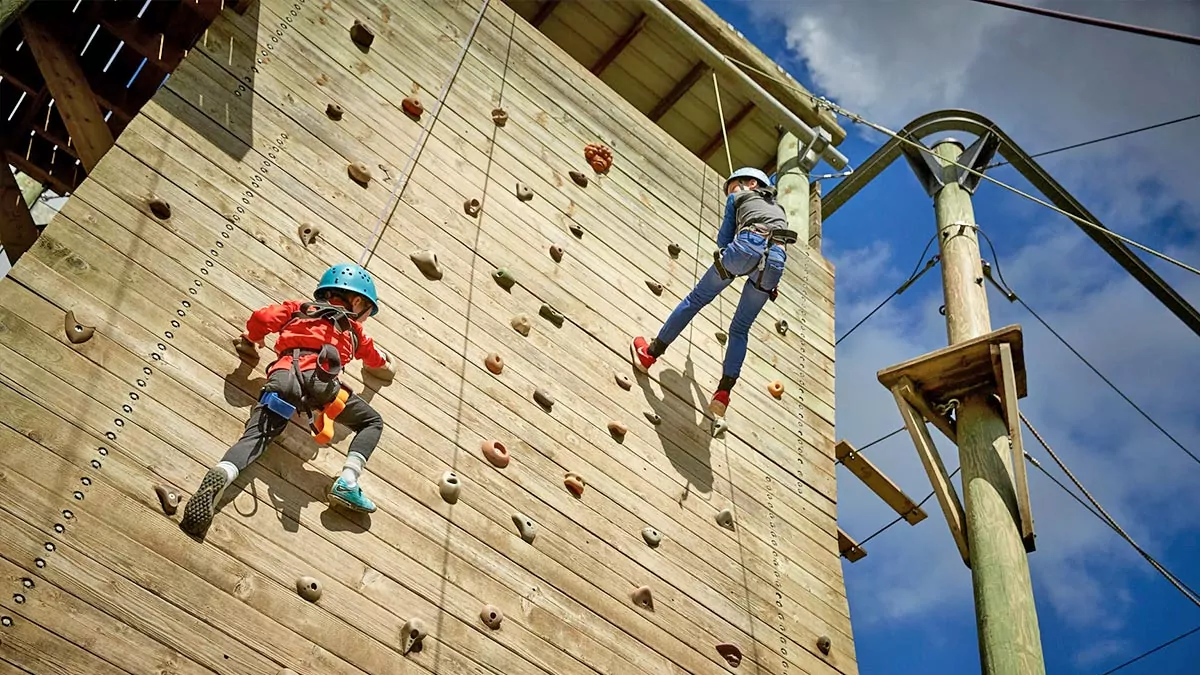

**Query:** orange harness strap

left=310, top=386, right=351, bottom=445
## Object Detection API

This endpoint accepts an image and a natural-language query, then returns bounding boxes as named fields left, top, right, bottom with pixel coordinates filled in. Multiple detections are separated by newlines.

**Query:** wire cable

left=1095, top=625, right=1200, bottom=675
left=835, top=426, right=905, bottom=466
left=967, top=0, right=1200, bottom=48
left=835, top=234, right=940, bottom=345
left=842, top=466, right=961, bottom=558
left=986, top=113, right=1200, bottom=169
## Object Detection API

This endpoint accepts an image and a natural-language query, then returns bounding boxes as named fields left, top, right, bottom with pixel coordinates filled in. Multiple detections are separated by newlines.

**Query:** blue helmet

left=724, top=167, right=772, bottom=192
left=315, top=263, right=379, bottom=316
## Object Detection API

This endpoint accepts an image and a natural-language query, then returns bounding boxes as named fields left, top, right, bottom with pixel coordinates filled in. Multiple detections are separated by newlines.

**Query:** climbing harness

left=713, top=187, right=799, bottom=301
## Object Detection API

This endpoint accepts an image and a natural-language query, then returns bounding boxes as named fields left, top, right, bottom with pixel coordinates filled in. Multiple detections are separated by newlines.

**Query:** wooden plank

left=0, top=164, right=38, bottom=266
left=590, top=13, right=648, bottom=76
left=994, top=342, right=1035, bottom=552
left=837, top=527, right=866, bottom=562
left=877, top=324, right=1026, bottom=403
left=17, top=15, right=114, bottom=172
left=897, top=376, right=958, bottom=446
left=649, top=61, right=711, bottom=122
left=836, top=440, right=927, bottom=525
left=698, top=102, right=755, bottom=162
left=892, top=382, right=969, bottom=566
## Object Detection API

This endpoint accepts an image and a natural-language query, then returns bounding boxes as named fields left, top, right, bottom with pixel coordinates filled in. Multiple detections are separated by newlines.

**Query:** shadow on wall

left=636, top=354, right=717, bottom=496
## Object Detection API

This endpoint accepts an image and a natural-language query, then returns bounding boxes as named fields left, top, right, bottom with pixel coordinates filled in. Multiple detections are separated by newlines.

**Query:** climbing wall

left=0, top=1, right=845, bottom=674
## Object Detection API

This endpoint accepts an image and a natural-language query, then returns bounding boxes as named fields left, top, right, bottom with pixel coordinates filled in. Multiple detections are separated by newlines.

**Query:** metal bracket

left=955, top=131, right=1000, bottom=194
left=797, top=126, right=833, bottom=174
left=900, top=139, right=946, bottom=198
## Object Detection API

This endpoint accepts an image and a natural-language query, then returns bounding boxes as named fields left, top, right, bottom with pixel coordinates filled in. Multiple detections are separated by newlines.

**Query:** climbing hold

left=539, top=303, right=564, bottom=327
left=233, top=335, right=259, bottom=360
left=583, top=143, right=613, bottom=173
left=350, top=20, right=374, bottom=49
left=296, top=576, right=322, bottom=602
left=568, top=170, right=589, bottom=187
left=480, top=605, right=503, bottom=630
left=716, top=643, right=743, bottom=668
left=533, top=388, right=554, bottom=411
left=400, top=618, right=427, bottom=655
left=491, top=108, right=508, bottom=126
left=607, top=420, right=628, bottom=440
left=484, top=352, right=504, bottom=375
left=549, top=244, right=564, bottom=262
left=645, top=280, right=663, bottom=296
left=715, top=330, right=727, bottom=345
left=667, top=243, right=682, bottom=258
left=438, top=471, right=460, bottom=504
left=409, top=250, right=442, bottom=280
left=569, top=223, right=584, bottom=239
left=511, top=513, right=537, bottom=543
left=563, top=472, right=585, bottom=497
left=768, top=380, right=784, bottom=399
left=817, top=636, right=832, bottom=655
left=510, top=315, right=531, bottom=337
left=711, top=417, right=728, bottom=438
left=297, top=223, right=320, bottom=246
left=464, top=198, right=482, bottom=217
left=64, top=311, right=95, bottom=345
left=147, top=196, right=171, bottom=220
left=481, top=440, right=509, bottom=468
left=641, top=527, right=661, bottom=547
left=348, top=162, right=372, bottom=187
left=643, top=411, right=661, bottom=425
left=775, top=318, right=789, bottom=335
left=630, top=585, right=653, bottom=610
left=614, top=373, right=632, bottom=390
left=716, top=507, right=735, bottom=529
left=326, top=103, right=344, bottom=120
left=401, top=97, right=424, bottom=119
left=154, top=485, right=180, bottom=515
left=492, top=268, right=516, bottom=290
left=515, top=183, right=534, bottom=201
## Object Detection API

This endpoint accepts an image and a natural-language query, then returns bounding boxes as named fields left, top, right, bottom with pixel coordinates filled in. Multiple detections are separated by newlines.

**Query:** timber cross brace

left=876, top=324, right=1036, bottom=567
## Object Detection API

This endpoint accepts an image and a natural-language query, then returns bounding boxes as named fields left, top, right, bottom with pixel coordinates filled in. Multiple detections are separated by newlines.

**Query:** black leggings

left=220, top=369, right=383, bottom=470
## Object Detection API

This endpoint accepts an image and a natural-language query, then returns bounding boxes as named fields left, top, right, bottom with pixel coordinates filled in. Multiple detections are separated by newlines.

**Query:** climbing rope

left=721, top=54, right=1200, bottom=278
left=710, top=72, right=734, bottom=176
left=357, top=0, right=492, bottom=267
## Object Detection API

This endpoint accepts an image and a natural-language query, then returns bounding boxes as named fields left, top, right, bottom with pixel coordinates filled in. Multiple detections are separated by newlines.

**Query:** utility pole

left=931, top=139, right=1045, bottom=675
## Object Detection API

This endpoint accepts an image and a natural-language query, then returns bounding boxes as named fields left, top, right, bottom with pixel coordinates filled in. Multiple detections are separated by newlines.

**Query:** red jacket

left=245, top=300, right=388, bottom=375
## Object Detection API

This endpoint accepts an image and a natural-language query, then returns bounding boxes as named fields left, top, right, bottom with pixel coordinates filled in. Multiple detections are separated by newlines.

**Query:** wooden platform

left=0, top=1, right=852, bottom=674
left=877, top=324, right=1026, bottom=407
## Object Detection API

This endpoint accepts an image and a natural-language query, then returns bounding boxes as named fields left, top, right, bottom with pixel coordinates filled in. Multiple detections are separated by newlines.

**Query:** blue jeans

left=655, top=231, right=786, bottom=378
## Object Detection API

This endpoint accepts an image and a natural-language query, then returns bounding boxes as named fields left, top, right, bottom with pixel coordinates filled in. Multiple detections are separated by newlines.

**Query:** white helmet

left=724, top=167, right=772, bottom=192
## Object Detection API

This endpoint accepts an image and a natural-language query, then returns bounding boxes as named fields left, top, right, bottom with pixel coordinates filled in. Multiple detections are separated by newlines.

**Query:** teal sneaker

left=180, top=468, right=227, bottom=537
left=328, top=477, right=377, bottom=513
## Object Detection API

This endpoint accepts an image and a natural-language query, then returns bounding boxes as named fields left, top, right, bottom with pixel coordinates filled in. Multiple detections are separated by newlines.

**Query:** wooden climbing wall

left=0, top=1, right=846, bottom=674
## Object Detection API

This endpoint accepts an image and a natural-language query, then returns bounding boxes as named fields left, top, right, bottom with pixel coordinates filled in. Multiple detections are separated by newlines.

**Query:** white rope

left=711, top=72, right=734, bottom=176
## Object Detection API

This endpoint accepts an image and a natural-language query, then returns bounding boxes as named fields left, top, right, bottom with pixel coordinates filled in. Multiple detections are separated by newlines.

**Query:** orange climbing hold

left=402, top=97, right=424, bottom=118
left=583, top=143, right=613, bottom=173
left=767, top=380, right=785, bottom=398
left=563, top=472, right=585, bottom=497
left=484, top=352, right=504, bottom=375
left=481, top=439, right=510, bottom=468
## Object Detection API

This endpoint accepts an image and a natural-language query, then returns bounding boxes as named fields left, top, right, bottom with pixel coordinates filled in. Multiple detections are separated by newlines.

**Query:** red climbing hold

left=716, top=643, right=743, bottom=668
left=402, top=97, right=424, bottom=118
left=584, top=143, right=613, bottom=173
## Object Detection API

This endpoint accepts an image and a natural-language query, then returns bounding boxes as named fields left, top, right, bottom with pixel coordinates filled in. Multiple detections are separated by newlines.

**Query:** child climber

left=180, top=263, right=395, bottom=537
left=632, top=167, right=794, bottom=418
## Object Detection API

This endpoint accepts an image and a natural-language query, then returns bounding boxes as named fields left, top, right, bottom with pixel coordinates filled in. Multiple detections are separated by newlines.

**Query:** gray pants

left=221, top=369, right=383, bottom=470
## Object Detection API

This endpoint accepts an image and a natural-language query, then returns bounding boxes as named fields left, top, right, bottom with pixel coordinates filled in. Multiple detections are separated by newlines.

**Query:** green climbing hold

left=492, top=268, right=516, bottom=291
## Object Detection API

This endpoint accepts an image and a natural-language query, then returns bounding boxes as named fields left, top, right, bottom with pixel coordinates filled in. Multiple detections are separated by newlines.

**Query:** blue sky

left=707, top=1, right=1200, bottom=673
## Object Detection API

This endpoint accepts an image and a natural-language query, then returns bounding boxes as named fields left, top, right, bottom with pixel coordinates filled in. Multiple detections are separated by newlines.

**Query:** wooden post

left=931, top=140, right=1045, bottom=675
left=1, top=163, right=38, bottom=266
left=775, top=131, right=809, bottom=243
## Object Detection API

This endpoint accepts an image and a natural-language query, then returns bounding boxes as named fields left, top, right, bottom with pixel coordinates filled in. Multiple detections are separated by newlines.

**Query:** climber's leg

left=710, top=244, right=786, bottom=416
left=326, top=394, right=383, bottom=513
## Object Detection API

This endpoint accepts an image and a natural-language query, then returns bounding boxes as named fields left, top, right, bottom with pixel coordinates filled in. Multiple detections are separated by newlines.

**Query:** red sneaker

left=631, top=336, right=657, bottom=373
left=709, top=389, right=731, bottom=417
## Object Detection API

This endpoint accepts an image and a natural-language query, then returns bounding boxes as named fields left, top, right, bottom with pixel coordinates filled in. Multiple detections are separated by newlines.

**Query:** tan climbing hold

left=533, top=388, right=554, bottom=411
left=491, top=108, right=508, bottom=126
left=667, top=243, right=682, bottom=258
left=776, top=318, right=789, bottom=335
left=402, top=97, right=424, bottom=118
left=563, top=472, right=585, bottom=497
left=409, top=250, right=442, bottom=280
left=584, top=143, right=613, bottom=173
left=481, top=440, right=509, bottom=469
left=350, top=20, right=374, bottom=49
left=568, top=170, right=589, bottom=187
left=438, top=471, right=460, bottom=504
left=716, top=507, right=735, bottom=529
left=614, top=373, right=632, bottom=390
left=510, top=315, right=531, bottom=337
left=154, top=485, right=180, bottom=515
left=630, top=585, right=653, bottom=610
left=716, top=643, right=743, bottom=668
left=147, top=196, right=171, bottom=220
left=608, top=420, right=628, bottom=440
left=233, top=335, right=259, bottom=360
left=515, top=183, right=534, bottom=201
left=296, top=576, right=322, bottom=602
left=645, top=280, right=663, bottom=296
left=480, top=604, right=503, bottom=630
left=512, top=513, right=537, bottom=543
left=348, top=162, right=372, bottom=187
left=484, top=352, right=504, bottom=375
left=549, top=244, right=564, bottom=262
left=64, top=310, right=95, bottom=345
left=492, top=268, right=516, bottom=290
left=715, top=330, right=727, bottom=345
left=539, top=303, right=564, bottom=327
left=326, top=103, right=344, bottom=120
left=297, top=223, right=320, bottom=246
left=768, top=380, right=784, bottom=398
left=569, top=223, right=584, bottom=239
left=817, top=635, right=832, bottom=655
left=463, top=198, right=482, bottom=217
left=643, top=411, right=661, bottom=425
left=400, top=618, right=427, bottom=655
left=641, top=527, right=662, bottom=547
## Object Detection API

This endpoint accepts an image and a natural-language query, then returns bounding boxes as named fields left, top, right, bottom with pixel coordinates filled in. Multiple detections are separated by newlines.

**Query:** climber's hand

left=364, top=349, right=396, bottom=382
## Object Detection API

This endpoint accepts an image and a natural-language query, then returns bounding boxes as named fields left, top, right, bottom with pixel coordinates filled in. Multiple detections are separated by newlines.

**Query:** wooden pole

left=931, top=140, right=1045, bottom=675
left=775, top=131, right=810, bottom=244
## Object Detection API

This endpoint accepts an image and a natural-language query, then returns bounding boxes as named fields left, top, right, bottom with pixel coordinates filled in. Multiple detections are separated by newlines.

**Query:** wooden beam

left=992, top=343, right=1036, bottom=552
left=837, top=528, right=866, bottom=562
left=897, top=376, right=958, bottom=445
left=591, top=13, right=648, bottom=76
left=836, top=440, right=928, bottom=525
left=531, top=0, right=560, bottom=28
left=893, top=382, right=970, bottom=565
left=19, top=15, right=114, bottom=172
left=698, top=102, right=755, bottom=161
left=1, top=163, right=39, bottom=266
left=648, top=61, right=710, bottom=122
left=5, top=150, right=74, bottom=196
